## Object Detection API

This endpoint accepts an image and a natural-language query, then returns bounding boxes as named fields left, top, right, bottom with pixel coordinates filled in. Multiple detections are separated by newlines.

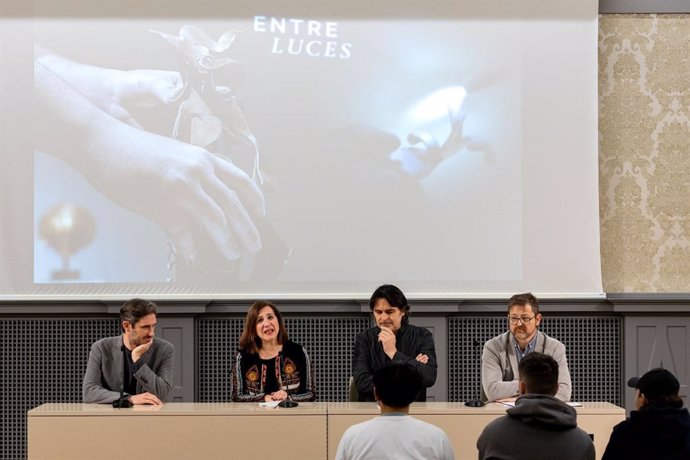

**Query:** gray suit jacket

left=82, top=335, right=174, bottom=403
left=481, top=331, right=571, bottom=402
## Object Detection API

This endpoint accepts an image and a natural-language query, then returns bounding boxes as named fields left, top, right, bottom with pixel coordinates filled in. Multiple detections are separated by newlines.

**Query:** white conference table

left=28, top=401, right=624, bottom=460
left=28, top=402, right=328, bottom=459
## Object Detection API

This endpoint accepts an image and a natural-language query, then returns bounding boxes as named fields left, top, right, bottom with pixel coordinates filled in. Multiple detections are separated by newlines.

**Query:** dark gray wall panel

left=0, top=318, right=119, bottom=460
left=624, top=317, right=689, bottom=410
left=159, top=317, right=195, bottom=402
left=600, top=0, right=690, bottom=13
left=196, top=317, right=244, bottom=402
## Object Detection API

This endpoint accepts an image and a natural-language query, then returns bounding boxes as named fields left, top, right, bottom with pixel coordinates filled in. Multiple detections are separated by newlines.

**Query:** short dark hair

left=120, top=298, right=157, bottom=328
left=508, top=292, right=540, bottom=315
left=239, top=301, right=288, bottom=354
left=369, top=284, right=410, bottom=325
left=373, top=363, right=422, bottom=408
left=518, top=352, right=559, bottom=396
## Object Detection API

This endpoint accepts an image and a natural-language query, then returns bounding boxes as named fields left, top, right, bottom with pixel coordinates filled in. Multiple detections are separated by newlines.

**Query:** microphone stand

left=465, top=338, right=486, bottom=407
left=277, top=352, right=298, bottom=408
left=278, top=397, right=298, bottom=408
left=112, top=344, right=133, bottom=408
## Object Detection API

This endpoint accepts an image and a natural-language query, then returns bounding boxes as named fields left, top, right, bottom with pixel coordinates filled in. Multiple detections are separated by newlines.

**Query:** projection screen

left=0, top=0, right=602, bottom=300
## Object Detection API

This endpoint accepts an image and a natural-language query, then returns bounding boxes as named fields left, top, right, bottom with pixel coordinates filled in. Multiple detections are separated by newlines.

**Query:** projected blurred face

left=256, top=306, right=280, bottom=344
left=508, top=303, right=541, bottom=343
left=124, top=313, right=156, bottom=347
left=373, top=298, right=405, bottom=333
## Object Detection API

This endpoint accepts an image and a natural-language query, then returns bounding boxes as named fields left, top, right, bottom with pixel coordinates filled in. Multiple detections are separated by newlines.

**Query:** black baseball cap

left=627, top=368, right=680, bottom=400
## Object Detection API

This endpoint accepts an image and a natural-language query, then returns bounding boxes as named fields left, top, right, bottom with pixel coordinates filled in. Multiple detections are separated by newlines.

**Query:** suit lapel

left=111, top=336, right=125, bottom=391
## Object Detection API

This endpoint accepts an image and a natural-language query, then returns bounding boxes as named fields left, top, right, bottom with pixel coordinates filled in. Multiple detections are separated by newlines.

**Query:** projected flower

left=151, top=25, right=264, bottom=184
left=150, top=26, right=288, bottom=281
left=390, top=86, right=472, bottom=178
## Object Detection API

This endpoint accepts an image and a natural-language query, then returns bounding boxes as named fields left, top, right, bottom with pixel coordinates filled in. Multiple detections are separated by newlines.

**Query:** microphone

left=277, top=351, right=298, bottom=408
left=465, top=338, right=486, bottom=408
left=112, top=344, right=133, bottom=408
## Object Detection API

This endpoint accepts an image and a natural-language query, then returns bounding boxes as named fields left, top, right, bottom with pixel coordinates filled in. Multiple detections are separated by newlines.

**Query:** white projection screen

left=0, top=0, right=602, bottom=300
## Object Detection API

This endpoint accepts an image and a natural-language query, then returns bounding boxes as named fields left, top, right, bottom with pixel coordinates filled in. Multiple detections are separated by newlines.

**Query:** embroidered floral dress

left=231, top=340, right=315, bottom=402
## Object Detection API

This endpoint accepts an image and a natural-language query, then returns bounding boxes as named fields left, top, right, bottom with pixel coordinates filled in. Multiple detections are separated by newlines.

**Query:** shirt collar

left=511, top=332, right=539, bottom=361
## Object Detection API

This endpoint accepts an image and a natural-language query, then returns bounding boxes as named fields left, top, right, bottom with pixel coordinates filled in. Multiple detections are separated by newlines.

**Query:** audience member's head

left=628, top=368, right=683, bottom=410
left=518, top=352, right=559, bottom=396
left=373, top=363, right=422, bottom=409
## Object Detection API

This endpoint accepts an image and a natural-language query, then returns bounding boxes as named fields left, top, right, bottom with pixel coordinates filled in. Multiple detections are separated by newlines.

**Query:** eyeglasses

left=508, top=315, right=535, bottom=325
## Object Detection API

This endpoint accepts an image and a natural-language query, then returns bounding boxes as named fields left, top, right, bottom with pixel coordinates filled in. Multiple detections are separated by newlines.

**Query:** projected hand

left=115, top=69, right=184, bottom=106
left=108, top=69, right=184, bottom=126
left=35, top=60, right=265, bottom=264
left=86, top=124, right=265, bottom=262
left=74, top=68, right=184, bottom=126
left=36, top=50, right=183, bottom=127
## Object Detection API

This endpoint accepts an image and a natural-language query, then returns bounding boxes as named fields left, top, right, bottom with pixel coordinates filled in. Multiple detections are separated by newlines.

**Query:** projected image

left=390, top=87, right=472, bottom=179
left=32, top=13, right=523, bottom=291
left=34, top=25, right=275, bottom=284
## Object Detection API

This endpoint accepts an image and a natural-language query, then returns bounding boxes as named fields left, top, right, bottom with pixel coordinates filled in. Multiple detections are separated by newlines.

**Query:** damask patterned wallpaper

left=599, top=14, right=690, bottom=292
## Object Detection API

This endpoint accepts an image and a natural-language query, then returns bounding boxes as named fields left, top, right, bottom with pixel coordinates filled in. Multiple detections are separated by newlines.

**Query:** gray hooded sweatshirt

left=477, top=394, right=595, bottom=460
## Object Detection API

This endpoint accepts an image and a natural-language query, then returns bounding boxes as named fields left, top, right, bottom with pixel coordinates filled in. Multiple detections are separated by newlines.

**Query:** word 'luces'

left=254, top=16, right=353, bottom=60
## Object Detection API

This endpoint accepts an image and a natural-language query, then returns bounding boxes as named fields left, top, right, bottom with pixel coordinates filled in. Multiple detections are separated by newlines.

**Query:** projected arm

left=36, top=48, right=184, bottom=127
left=34, top=60, right=265, bottom=263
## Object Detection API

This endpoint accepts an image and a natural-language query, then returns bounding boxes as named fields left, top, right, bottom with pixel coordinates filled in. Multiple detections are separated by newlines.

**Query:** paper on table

left=498, top=401, right=582, bottom=408
left=259, top=401, right=280, bottom=408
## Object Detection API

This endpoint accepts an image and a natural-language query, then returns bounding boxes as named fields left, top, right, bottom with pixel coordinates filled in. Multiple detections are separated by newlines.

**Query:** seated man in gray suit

left=83, top=298, right=174, bottom=405
left=481, top=292, right=571, bottom=402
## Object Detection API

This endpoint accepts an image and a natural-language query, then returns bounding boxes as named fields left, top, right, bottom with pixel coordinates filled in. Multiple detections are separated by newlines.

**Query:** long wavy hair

left=239, top=301, right=288, bottom=354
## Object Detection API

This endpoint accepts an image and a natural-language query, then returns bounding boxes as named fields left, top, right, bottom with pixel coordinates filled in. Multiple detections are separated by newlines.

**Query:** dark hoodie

left=602, top=405, right=690, bottom=460
left=477, top=394, right=595, bottom=460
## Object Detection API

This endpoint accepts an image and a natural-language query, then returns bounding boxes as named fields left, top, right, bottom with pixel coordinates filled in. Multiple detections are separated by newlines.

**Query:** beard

left=129, top=331, right=151, bottom=347
left=512, top=327, right=531, bottom=339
